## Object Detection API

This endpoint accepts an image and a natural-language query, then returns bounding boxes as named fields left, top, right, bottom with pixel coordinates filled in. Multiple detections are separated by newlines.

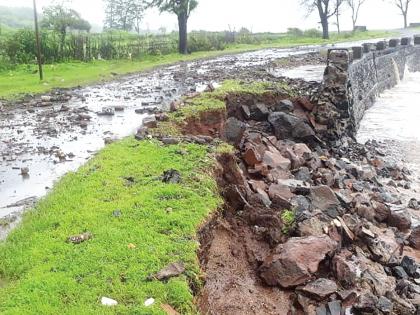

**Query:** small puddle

left=270, top=64, right=326, bottom=82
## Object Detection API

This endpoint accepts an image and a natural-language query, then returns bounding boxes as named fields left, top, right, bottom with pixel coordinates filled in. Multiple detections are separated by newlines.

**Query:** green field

left=0, top=30, right=393, bottom=100
left=0, top=139, right=222, bottom=314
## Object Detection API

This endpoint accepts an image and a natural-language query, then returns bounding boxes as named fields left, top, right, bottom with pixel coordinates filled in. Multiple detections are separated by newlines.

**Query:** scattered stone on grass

left=67, top=232, right=92, bottom=244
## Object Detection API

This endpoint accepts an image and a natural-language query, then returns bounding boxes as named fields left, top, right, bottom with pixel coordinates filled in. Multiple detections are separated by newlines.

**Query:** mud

left=197, top=152, right=292, bottom=314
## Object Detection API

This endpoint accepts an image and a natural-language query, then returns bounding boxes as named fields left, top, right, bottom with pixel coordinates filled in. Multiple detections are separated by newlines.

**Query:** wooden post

left=33, top=0, right=43, bottom=81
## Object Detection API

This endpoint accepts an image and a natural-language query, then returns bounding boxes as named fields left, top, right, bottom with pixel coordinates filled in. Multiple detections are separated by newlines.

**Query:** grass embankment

left=152, top=79, right=294, bottom=137
left=0, top=30, right=393, bottom=100
left=0, top=139, right=222, bottom=314
left=0, top=80, right=288, bottom=314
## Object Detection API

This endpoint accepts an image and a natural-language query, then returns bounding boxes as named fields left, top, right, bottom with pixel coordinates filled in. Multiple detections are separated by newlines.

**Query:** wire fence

left=0, top=29, right=286, bottom=68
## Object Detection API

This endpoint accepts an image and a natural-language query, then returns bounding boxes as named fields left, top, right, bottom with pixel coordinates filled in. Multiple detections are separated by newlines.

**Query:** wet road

left=0, top=46, right=324, bottom=221
left=0, top=37, right=392, bottom=236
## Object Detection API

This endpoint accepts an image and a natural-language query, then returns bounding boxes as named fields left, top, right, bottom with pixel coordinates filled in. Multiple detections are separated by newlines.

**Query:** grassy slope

left=0, top=139, right=222, bottom=314
left=0, top=80, right=285, bottom=314
left=0, top=30, right=393, bottom=100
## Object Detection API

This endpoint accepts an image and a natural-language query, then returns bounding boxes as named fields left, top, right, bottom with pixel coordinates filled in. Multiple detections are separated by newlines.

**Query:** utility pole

left=33, top=0, right=43, bottom=81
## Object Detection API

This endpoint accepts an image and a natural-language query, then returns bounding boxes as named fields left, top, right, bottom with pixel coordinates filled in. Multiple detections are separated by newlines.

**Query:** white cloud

left=1, top=0, right=420, bottom=32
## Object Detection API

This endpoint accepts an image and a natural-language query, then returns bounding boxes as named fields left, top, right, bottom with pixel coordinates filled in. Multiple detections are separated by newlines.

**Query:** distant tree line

left=0, top=0, right=419, bottom=67
left=300, top=0, right=416, bottom=39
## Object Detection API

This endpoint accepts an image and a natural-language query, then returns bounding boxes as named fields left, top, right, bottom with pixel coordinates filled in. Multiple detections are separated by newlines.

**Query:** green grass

left=281, top=209, right=296, bottom=234
left=0, top=30, right=394, bottom=100
left=0, top=138, right=222, bottom=314
left=165, top=80, right=293, bottom=129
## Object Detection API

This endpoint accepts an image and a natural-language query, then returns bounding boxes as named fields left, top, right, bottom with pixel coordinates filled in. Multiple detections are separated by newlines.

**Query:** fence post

left=33, top=0, right=43, bottom=80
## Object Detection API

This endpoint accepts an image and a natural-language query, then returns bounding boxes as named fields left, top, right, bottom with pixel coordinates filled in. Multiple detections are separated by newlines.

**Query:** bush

left=303, top=28, right=322, bottom=38
left=188, top=32, right=226, bottom=52
left=287, top=28, right=304, bottom=37
left=0, top=54, right=15, bottom=71
left=4, top=28, right=36, bottom=64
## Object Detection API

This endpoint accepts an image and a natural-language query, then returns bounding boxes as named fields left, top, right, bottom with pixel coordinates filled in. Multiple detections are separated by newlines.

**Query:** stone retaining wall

left=322, top=35, right=420, bottom=136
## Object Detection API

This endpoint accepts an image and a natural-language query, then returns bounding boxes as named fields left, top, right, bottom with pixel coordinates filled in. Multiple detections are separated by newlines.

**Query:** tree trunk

left=321, top=17, right=329, bottom=39
left=336, top=13, right=340, bottom=34
left=177, top=13, right=188, bottom=54
left=60, top=29, right=66, bottom=60
left=403, top=13, right=408, bottom=28
left=317, top=2, right=329, bottom=40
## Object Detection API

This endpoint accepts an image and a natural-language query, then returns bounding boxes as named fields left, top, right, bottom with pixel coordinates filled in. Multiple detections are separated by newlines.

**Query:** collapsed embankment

left=151, top=36, right=420, bottom=314
left=187, top=87, right=420, bottom=314
left=1, top=36, right=420, bottom=314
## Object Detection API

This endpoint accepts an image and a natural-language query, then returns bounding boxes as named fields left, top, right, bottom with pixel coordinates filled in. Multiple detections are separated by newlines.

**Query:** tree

left=386, top=0, right=413, bottom=28
left=41, top=2, right=91, bottom=53
left=333, top=0, right=345, bottom=33
left=346, top=0, right=367, bottom=30
left=104, top=0, right=144, bottom=32
left=147, top=0, right=198, bottom=54
left=300, top=0, right=343, bottom=39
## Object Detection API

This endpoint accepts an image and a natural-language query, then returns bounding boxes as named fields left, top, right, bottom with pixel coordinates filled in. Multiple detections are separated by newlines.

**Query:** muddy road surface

left=0, top=38, right=384, bottom=237
left=0, top=47, right=326, bottom=223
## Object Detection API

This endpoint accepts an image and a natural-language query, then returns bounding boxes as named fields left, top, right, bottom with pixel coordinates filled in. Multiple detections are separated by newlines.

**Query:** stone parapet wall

left=321, top=35, right=420, bottom=137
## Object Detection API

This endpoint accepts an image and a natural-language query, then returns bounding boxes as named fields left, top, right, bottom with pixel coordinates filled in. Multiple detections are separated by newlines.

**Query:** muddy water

left=1, top=46, right=325, bottom=227
left=357, top=70, right=420, bottom=204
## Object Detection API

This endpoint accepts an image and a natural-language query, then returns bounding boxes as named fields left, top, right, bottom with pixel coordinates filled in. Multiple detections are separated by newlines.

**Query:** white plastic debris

left=101, top=296, right=118, bottom=306
left=144, top=298, right=155, bottom=307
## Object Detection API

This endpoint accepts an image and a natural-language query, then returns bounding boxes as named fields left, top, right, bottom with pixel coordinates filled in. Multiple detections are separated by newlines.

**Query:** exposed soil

left=198, top=216, right=291, bottom=315
left=197, top=153, right=292, bottom=314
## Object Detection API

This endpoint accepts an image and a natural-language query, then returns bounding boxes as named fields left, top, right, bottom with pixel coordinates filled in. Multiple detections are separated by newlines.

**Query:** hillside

left=0, top=6, right=34, bottom=30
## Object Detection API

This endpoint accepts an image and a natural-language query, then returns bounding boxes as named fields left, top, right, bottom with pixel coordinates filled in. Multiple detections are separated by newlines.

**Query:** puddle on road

left=270, top=64, right=326, bottom=82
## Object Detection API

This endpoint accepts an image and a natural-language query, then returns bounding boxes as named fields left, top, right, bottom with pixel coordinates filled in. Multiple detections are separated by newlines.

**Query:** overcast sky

left=1, top=0, right=420, bottom=32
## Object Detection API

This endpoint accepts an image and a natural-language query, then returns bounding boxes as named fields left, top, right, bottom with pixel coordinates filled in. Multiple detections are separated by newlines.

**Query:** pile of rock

left=222, top=92, right=420, bottom=314
left=132, top=74, right=420, bottom=313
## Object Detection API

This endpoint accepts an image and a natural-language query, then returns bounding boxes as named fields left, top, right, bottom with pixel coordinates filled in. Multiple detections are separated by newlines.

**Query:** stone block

left=352, top=46, right=363, bottom=60
left=401, top=37, right=412, bottom=46
left=376, top=41, right=386, bottom=50
left=389, top=38, right=400, bottom=47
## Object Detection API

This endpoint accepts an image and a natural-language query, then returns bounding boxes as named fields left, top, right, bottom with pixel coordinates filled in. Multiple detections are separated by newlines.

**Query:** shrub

left=303, top=28, right=322, bottom=38
left=287, top=28, right=304, bottom=37
left=4, top=28, right=36, bottom=64
left=188, top=32, right=226, bottom=52
left=281, top=209, right=296, bottom=234
left=0, top=54, right=15, bottom=71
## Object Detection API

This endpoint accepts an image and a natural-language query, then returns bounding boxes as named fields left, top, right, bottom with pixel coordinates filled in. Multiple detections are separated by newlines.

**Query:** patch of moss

left=168, top=79, right=294, bottom=126
left=215, top=80, right=292, bottom=96
left=281, top=209, right=296, bottom=234
left=171, top=94, right=226, bottom=123
left=214, top=142, right=235, bottom=155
